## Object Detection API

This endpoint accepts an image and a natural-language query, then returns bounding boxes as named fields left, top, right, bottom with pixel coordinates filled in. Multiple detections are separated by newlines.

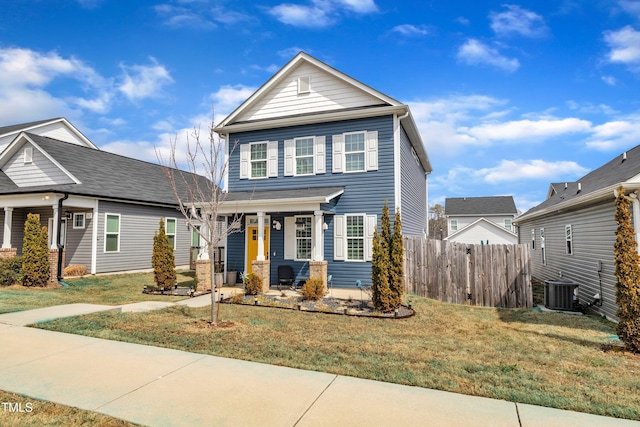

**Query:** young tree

left=158, top=109, right=241, bottom=326
left=614, top=186, right=640, bottom=352
left=152, top=218, right=177, bottom=291
left=428, top=203, right=447, bottom=239
left=22, top=213, right=50, bottom=287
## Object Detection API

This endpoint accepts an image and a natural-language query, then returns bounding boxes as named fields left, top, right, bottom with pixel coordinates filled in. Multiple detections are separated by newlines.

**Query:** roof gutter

left=514, top=182, right=640, bottom=224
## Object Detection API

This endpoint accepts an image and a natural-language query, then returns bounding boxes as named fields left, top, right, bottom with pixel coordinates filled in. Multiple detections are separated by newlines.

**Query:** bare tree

left=428, top=203, right=447, bottom=239
left=157, top=110, right=241, bottom=325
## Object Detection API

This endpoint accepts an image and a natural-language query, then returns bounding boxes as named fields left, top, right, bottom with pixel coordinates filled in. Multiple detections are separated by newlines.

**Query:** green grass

left=0, top=390, right=139, bottom=426
left=0, top=271, right=194, bottom=314
left=35, top=295, right=640, bottom=421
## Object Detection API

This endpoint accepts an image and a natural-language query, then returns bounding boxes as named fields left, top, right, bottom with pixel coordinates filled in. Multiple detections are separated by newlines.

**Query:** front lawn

left=0, top=271, right=194, bottom=314
left=35, top=295, right=640, bottom=421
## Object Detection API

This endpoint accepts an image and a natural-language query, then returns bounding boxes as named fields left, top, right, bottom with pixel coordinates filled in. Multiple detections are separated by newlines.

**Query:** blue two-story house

left=214, top=52, right=432, bottom=288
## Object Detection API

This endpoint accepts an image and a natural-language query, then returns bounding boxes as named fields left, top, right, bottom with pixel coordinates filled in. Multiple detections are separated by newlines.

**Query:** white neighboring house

left=444, top=196, right=518, bottom=245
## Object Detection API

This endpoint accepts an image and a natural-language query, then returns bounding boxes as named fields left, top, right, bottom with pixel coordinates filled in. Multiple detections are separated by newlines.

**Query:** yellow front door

left=246, top=226, right=269, bottom=274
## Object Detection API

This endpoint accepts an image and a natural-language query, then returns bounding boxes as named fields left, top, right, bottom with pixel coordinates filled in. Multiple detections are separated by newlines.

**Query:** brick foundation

left=309, top=261, right=328, bottom=292
left=251, top=260, right=271, bottom=293
left=0, top=248, right=17, bottom=259
left=196, top=260, right=212, bottom=291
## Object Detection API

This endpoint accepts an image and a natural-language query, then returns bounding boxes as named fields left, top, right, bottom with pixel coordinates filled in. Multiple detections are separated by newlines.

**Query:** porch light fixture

left=323, top=222, right=328, bottom=230
left=65, top=210, right=73, bottom=219
left=272, top=220, right=281, bottom=230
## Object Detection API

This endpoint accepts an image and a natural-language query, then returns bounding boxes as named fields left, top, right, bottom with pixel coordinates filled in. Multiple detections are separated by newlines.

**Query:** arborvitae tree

left=152, top=218, right=177, bottom=290
left=372, top=202, right=394, bottom=312
left=22, top=213, right=50, bottom=287
left=614, top=186, right=640, bottom=352
left=390, top=207, right=404, bottom=306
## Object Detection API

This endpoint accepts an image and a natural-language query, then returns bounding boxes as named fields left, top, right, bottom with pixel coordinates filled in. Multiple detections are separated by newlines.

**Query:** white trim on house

left=0, top=118, right=98, bottom=150
left=210, top=189, right=344, bottom=215
left=91, top=199, right=98, bottom=274
left=393, top=113, right=401, bottom=213
left=444, top=217, right=519, bottom=244
left=73, top=212, right=85, bottom=229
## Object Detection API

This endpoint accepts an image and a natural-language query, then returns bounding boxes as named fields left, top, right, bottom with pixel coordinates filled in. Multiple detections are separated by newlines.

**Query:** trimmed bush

left=152, top=218, right=177, bottom=290
left=301, top=278, right=326, bottom=301
left=0, top=256, right=23, bottom=286
left=63, top=264, right=87, bottom=277
left=22, top=213, right=50, bottom=287
left=243, top=273, right=262, bottom=295
left=614, top=186, right=640, bottom=352
left=390, top=207, right=404, bottom=304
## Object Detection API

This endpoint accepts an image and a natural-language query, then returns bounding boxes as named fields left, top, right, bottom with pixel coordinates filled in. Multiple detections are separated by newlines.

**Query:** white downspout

left=394, top=109, right=410, bottom=214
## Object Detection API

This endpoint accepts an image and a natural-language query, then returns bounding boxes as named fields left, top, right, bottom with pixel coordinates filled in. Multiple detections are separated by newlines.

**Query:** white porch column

left=90, top=200, right=98, bottom=275
left=51, top=205, right=59, bottom=249
left=3, top=207, right=13, bottom=249
left=257, top=212, right=265, bottom=261
left=199, top=223, right=210, bottom=260
left=313, top=210, right=324, bottom=261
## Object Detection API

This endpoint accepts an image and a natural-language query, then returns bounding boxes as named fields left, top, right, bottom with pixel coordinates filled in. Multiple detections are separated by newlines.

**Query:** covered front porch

left=197, top=187, right=344, bottom=292
left=0, top=192, right=97, bottom=282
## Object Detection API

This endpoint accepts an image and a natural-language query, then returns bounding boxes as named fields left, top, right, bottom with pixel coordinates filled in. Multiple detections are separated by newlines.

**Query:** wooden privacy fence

left=403, top=237, right=532, bottom=308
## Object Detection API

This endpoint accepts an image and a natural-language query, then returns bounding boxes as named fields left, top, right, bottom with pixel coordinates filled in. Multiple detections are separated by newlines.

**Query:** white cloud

left=0, top=47, right=110, bottom=123
left=457, top=39, right=520, bottom=72
left=586, top=116, right=640, bottom=150
left=460, top=118, right=592, bottom=142
left=475, top=159, right=588, bottom=183
left=601, top=75, right=617, bottom=85
left=118, top=58, right=174, bottom=101
left=210, top=84, right=257, bottom=119
left=489, top=4, right=549, bottom=38
left=619, top=0, right=640, bottom=17
left=391, top=24, right=429, bottom=37
left=604, top=25, right=640, bottom=68
left=268, top=0, right=377, bottom=28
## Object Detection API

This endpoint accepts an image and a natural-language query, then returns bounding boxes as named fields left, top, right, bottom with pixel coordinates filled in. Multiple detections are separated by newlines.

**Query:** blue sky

left=2, top=1, right=640, bottom=213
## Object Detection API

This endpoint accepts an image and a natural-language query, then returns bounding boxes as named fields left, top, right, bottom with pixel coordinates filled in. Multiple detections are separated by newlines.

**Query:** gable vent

left=24, top=147, right=33, bottom=164
left=298, top=76, right=311, bottom=94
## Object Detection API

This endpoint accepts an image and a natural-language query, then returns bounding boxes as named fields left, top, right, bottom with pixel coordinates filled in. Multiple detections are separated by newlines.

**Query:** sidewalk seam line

left=93, top=354, right=209, bottom=411
left=515, top=403, right=522, bottom=427
left=293, top=374, right=338, bottom=427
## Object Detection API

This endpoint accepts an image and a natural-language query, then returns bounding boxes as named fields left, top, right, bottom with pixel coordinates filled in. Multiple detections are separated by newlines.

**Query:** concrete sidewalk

left=0, top=303, right=638, bottom=426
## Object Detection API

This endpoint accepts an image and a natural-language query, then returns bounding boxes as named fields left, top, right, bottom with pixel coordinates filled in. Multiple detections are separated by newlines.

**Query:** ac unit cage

left=544, top=279, right=579, bottom=311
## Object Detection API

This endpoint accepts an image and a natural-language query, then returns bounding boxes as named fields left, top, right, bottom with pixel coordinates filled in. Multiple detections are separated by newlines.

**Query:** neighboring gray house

left=212, top=52, right=433, bottom=288
left=444, top=196, right=518, bottom=245
left=0, top=118, right=207, bottom=279
left=515, top=146, right=640, bottom=320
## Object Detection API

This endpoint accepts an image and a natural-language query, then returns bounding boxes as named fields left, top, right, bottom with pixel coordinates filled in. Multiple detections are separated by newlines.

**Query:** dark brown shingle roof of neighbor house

left=445, top=196, right=517, bottom=216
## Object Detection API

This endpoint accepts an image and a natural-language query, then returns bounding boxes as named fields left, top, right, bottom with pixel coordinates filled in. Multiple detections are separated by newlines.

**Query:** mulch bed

left=222, top=294, right=414, bottom=319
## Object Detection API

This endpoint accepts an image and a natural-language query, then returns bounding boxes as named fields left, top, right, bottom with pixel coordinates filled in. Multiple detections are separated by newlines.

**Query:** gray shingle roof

left=445, top=196, right=517, bottom=216
left=523, top=144, right=640, bottom=217
left=0, top=118, right=63, bottom=136
left=0, top=134, right=211, bottom=206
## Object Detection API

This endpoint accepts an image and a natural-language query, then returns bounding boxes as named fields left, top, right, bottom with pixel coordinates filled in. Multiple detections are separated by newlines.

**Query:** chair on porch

left=277, top=265, right=295, bottom=291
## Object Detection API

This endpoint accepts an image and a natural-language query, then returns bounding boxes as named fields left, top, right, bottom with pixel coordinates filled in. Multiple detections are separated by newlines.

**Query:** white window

left=165, top=218, right=177, bottom=249
left=105, top=213, right=120, bottom=253
left=531, top=229, right=535, bottom=250
left=565, top=225, right=573, bottom=255
left=332, top=131, right=378, bottom=173
left=240, top=141, right=278, bottom=179
left=345, top=132, right=366, bottom=172
left=346, top=215, right=365, bottom=260
left=250, top=143, right=267, bottom=178
left=24, top=147, right=33, bottom=164
left=540, top=228, right=546, bottom=265
left=296, top=216, right=312, bottom=260
left=48, top=218, right=67, bottom=248
left=334, top=214, right=376, bottom=262
left=450, top=219, right=458, bottom=232
left=73, top=213, right=85, bottom=229
left=295, top=137, right=314, bottom=175
left=504, top=219, right=512, bottom=231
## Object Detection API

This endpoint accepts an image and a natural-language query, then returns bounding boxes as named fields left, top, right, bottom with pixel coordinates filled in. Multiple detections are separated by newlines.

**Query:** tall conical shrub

left=614, top=186, right=640, bottom=352
left=390, top=207, right=404, bottom=305
left=152, top=218, right=176, bottom=290
left=372, top=202, right=395, bottom=312
left=22, top=213, right=50, bottom=287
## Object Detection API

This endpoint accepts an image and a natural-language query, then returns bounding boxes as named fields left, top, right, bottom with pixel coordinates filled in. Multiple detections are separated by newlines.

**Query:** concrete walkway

left=0, top=302, right=638, bottom=426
